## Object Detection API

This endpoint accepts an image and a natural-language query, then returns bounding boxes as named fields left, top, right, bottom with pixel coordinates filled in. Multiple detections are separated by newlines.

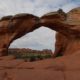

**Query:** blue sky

left=0, top=0, right=80, bottom=51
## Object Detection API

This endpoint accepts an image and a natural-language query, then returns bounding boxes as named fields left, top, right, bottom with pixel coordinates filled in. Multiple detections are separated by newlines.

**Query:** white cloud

left=62, top=2, right=80, bottom=12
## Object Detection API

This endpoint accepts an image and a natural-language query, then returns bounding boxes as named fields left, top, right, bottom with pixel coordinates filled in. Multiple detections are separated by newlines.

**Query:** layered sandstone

left=0, top=7, right=80, bottom=80
left=40, top=7, right=80, bottom=56
left=0, top=14, right=40, bottom=56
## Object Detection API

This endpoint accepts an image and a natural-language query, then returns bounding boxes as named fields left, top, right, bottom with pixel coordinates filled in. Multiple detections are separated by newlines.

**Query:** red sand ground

left=0, top=54, right=80, bottom=80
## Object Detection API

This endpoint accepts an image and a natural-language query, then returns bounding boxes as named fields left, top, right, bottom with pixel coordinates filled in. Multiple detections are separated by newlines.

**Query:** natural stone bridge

left=41, top=7, right=80, bottom=57
left=0, top=7, right=80, bottom=57
left=0, top=7, right=80, bottom=80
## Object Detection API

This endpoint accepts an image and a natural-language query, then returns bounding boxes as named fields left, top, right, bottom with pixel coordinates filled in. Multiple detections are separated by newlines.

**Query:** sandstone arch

left=0, top=7, right=80, bottom=57
left=40, top=9, right=68, bottom=57
left=0, top=14, right=40, bottom=56
left=40, top=7, right=80, bottom=56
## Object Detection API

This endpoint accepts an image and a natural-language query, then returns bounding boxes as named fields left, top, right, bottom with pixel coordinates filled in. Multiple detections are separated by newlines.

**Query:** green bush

left=37, top=54, right=43, bottom=60
left=9, top=52, right=52, bottom=61
left=14, top=53, right=22, bottom=59
left=29, top=55, right=36, bottom=62
left=44, top=54, right=52, bottom=59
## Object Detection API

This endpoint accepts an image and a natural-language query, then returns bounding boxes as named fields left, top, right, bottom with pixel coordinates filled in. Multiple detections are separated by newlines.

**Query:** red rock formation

left=40, top=7, right=80, bottom=56
left=8, top=48, right=53, bottom=55
left=54, top=33, right=68, bottom=57
left=0, top=16, right=12, bottom=56
left=0, top=7, right=80, bottom=80
left=40, top=9, right=68, bottom=57
left=53, top=8, right=80, bottom=57
left=0, top=14, right=40, bottom=56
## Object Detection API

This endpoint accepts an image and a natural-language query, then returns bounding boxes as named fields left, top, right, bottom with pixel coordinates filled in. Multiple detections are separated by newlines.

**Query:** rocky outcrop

left=53, top=33, right=68, bottom=57
left=40, top=7, right=80, bottom=56
left=0, top=7, right=80, bottom=80
left=0, top=16, right=13, bottom=56
left=0, top=14, right=40, bottom=56
left=8, top=48, right=53, bottom=55
left=53, top=7, right=80, bottom=57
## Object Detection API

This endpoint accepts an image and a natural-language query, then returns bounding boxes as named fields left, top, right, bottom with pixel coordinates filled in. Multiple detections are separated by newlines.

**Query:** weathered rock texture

left=0, top=14, right=40, bottom=56
left=40, top=7, right=80, bottom=56
left=0, top=7, right=80, bottom=80
left=8, top=48, right=52, bottom=55
left=54, top=8, right=80, bottom=57
left=54, top=32, right=68, bottom=57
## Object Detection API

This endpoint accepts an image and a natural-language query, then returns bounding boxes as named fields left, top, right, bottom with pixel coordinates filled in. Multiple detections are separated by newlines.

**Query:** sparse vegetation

left=12, top=53, right=52, bottom=62
left=9, top=50, right=52, bottom=62
left=8, top=48, right=53, bottom=62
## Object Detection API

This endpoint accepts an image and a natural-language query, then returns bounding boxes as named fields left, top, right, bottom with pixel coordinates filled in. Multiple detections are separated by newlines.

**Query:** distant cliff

left=8, top=48, right=53, bottom=55
left=8, top=48, right=53, bottom=62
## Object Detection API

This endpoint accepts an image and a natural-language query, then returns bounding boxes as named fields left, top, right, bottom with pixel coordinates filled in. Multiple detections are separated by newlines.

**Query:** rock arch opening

left=9, top=27, right=56, bottom=51
left=0, top=13, right=40, bottom=56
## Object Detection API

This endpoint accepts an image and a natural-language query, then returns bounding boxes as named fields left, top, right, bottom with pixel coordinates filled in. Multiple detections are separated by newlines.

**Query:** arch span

left=9, top=27, right=55, bottom=51
left=40, top=7, right=80, bottom=56
left=0, top=13, right=40, bottom=56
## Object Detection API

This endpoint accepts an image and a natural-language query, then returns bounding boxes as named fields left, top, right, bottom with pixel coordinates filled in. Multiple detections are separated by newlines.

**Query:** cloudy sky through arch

left=0, top=0, right=80, bottom=51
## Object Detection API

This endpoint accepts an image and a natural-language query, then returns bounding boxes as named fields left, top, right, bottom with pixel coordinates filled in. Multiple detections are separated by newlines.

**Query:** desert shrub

left=29, top=55, right=37, bottom=62
left=8, top=51, right=52, bottom=61
left=37, top=54, right=43, bottom=60
left=14, top=53, right=22, bottom=59
left=44, top=54, right=52, bottom=59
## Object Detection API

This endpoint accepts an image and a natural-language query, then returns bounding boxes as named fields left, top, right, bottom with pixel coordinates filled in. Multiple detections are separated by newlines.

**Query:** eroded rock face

left=0, top=7, right=80, bottom=57
left=0, top=16, right=13, bottom=56
left=40, top=7, right=80, bottom=56
left=0, top=14, right=40, bottom=56
left=55, top=7, right=80, bottom=57
left=0, top=7, right=80, bottom=80
left=53, top=33, right=68, bottom=57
